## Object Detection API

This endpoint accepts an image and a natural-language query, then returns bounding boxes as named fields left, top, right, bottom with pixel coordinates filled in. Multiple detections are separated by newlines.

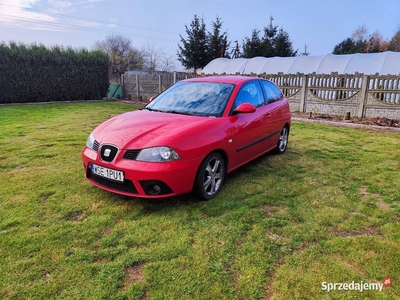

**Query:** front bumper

left=82, top=147, right=202, bottom=198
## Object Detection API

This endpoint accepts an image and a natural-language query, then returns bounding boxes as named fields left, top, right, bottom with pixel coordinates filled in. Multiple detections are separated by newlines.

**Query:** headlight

left=86, top=133, right=96, bottom=150
left=136, top=146, right=181, bottom=162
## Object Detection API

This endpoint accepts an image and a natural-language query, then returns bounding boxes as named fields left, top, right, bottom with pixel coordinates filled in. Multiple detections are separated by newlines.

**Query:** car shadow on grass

left=96, top=147, right=301, bottom=220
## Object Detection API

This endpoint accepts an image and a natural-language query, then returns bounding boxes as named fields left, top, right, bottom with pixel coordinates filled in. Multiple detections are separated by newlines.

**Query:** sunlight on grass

left=0, top=102, right=399, bottom=299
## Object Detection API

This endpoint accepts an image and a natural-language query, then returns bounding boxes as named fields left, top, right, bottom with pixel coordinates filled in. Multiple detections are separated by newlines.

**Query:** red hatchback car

left=82, top=76, right=291, bottom=200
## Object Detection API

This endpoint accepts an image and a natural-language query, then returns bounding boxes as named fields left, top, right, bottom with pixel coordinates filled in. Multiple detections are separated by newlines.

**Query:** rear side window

left=260, top=81, right=283, bottom=104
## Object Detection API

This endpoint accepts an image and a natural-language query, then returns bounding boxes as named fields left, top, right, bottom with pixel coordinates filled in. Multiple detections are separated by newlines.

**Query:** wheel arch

left=211, top=149, right=229, bottom=174
left=191, top=148, right=229, bottom=193
left=283, top=122, right=290, bottom=132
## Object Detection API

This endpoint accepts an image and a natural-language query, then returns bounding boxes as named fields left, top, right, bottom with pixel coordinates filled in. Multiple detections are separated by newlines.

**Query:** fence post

left=159, top=75, right=162, bottom=94
left=299, top=74, right=308, bottom=112
left=173, top=71, right=177, bottom=84
left=357, top=75, right=369, bottom=118
left=136, top=74, right=140, bottom=99
left=121, top=74, right=125, bottom=98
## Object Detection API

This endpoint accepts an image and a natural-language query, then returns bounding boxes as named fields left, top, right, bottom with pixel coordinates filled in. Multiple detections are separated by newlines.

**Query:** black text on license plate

left=91, top=164, right=124, bottom=182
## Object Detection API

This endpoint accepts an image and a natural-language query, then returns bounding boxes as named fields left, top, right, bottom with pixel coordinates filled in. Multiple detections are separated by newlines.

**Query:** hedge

left=0, top=42, right=109, bottom=104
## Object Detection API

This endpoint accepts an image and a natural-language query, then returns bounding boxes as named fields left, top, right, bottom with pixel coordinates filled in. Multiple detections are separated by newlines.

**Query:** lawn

left=0, top=101, right=399, bottom=299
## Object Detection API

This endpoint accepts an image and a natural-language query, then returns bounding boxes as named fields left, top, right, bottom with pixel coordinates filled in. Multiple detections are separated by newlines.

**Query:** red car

left=82, top=76, right=291, bottom=200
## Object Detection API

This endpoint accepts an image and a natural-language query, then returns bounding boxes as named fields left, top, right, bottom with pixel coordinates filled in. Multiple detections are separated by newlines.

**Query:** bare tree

left=351, top=25, right=368, bottom=42
left=141, top=44, right=176, bottom=73
left=366, top=30, right=389, bottom=52
left=94, top=34, right=143, bottom=83
left=334, top=25, right=389, bottom=54
left=299, top=44, right=310, bottom=56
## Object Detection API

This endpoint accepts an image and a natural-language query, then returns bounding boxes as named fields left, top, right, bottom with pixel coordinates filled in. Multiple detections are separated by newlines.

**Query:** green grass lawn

left=0, top=101, right=399, bottom=300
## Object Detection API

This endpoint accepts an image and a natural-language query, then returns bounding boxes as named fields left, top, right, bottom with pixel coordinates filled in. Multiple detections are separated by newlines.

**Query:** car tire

left=195, top=152, right=225, bottom=200
left=275, top=125, right=289, bottom=154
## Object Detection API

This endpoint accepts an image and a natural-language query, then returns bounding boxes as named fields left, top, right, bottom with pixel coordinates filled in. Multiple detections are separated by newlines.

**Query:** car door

left=227, top=80, right=274, bottom=169
left=259, top=80, right=285, bottom=149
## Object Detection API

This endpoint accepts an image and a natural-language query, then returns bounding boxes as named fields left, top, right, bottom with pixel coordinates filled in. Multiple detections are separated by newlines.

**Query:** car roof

left=182, top=75, right=260, bottom=84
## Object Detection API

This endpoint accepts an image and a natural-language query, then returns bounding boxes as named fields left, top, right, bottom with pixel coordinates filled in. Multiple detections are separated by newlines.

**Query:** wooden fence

left=121, top=72, right=400, bottom=119
left=121, top=73, right=198, bottom=100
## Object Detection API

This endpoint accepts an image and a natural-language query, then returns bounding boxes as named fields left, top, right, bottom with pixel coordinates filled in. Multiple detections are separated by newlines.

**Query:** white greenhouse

left=201, top=51, right=400, bottom=75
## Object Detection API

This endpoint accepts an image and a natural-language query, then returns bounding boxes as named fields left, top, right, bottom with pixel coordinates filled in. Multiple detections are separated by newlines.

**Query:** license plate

left=91, top=163, right=124, bottom=182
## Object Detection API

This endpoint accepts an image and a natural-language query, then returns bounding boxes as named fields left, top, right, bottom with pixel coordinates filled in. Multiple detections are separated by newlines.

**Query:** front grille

left=89, top=173, right=138, bottom=194
left=123, top=150, right=140, bottom=160
left=93, top=140, right=100, bottom=152
left=100, top=144, right=118, bottom=162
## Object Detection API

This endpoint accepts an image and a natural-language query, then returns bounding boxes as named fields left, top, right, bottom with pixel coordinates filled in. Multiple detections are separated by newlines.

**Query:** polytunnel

left=201, top=51, right=400, bottom=75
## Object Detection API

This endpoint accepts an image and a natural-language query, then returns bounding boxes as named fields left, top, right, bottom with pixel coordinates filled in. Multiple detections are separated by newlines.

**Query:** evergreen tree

left=242, top=29, right=263, bottom=58
left=177, top=15, right=208, bottom=72
left=274, top=28, right=297, bottom=56
left=262, top=16, right=278, bottom=56
left=333, top=37, right=367, bottom=54
left=207, top=16, right=230, bottom=61
left=242, top=16, right=297, bottom=58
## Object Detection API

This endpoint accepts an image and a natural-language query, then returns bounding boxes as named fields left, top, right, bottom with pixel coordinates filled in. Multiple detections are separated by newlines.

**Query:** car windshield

left=145, top=81, right=234, bottom=117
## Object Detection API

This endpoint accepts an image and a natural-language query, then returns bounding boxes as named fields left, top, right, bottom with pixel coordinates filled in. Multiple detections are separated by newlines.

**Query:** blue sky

left=1, top=0, right=399, bottom=71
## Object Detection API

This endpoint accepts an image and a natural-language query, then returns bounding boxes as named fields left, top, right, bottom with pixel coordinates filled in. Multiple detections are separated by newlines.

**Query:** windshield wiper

left=143, top=108, right=193, bottom=116
left=164, top=110, right=193, bottom=116
left=142, top=107, right=163, bottom=112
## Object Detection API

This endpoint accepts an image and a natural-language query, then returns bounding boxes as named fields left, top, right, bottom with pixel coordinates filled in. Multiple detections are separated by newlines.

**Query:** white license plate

left=91, top=163, right=124, bottom=182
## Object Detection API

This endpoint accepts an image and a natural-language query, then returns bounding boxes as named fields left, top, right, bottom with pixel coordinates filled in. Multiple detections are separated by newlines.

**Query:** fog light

left=153, top=184, right=161, bottom=194
left=140, top=180, right=173, bottom=196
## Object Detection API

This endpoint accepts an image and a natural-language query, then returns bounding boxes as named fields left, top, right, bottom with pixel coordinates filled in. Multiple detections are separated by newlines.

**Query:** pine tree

left=207, top=16, right=230, bottom=61
left=177, top=15, right=209, bottom=72
left=242, top=28, right=263, bottom=58
left=262, top=16, right=278, bottom=56
left=242, top=16, right=297, bottom=58
left=274, top=28, right=297, bottom=57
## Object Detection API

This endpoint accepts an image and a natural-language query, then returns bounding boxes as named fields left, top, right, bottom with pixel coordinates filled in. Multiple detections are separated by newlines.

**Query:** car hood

left=93, top=109, right=213, bottom=149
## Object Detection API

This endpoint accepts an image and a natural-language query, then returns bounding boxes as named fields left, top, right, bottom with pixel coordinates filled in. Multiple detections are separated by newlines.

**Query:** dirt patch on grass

left=331, top=226, right=378, bottom=237
left=266, top=230, right=283, bottom=241
left=124, top=263, right=145, bottom=285
left=262, top=269, right=275, bottom=300
left=359, top=187, right=392, bottom=210
left=201, top=212, right=211, bottom=219
left=260, top=205, right=273, bottom=217
left=359, top=187, right=381, bottom=199
left=377, top=200, right=392, bottom=210
left=66, top=211, right=88, bottom=222
left=103, top=227, right=112, bottom=235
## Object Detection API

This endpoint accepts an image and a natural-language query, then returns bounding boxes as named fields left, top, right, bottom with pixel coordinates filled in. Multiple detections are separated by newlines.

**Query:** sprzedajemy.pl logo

left=321, top=277, right=392, bottom=293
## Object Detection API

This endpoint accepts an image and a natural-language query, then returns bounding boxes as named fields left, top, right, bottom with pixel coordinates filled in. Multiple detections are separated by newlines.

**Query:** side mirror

left=148, top=96, right=157, bottom=103
left=234, top=103, right=256, bottom=114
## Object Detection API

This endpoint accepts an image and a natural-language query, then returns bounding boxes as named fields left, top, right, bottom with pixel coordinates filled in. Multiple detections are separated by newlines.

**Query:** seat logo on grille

left=104, top=149, right=111, bottom=157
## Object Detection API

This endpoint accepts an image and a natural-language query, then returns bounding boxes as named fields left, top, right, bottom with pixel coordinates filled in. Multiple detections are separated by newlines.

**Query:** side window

left=261, top=81, right=283, bottom=104
left=233, top=81, right=265, bottom=109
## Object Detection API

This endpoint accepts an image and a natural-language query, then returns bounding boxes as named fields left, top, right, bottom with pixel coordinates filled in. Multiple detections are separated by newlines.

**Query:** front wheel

left=275, top=125, right=289, bottom=154
left=195, top=152, right=225, bottom=200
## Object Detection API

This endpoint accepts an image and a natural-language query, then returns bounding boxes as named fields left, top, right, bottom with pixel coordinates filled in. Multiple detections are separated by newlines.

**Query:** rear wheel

left=195, top=152, right=225, bottom=200
left=275, top=125, right=289, bottom=154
